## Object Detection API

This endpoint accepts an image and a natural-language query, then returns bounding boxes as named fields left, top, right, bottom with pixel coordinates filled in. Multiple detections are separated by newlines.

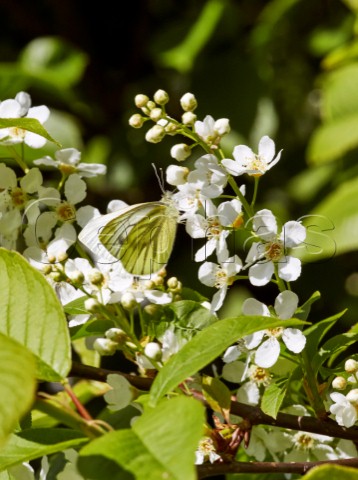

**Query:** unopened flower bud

left=182, top=111, right=197, bottom=125
left=332, top=376, right=347, bottom=390
left=166, top=165, right=189, bottom=186
left=144, top=342, right=162, bottom=361
left=164, top=121, right=178, bottom=135
left=84, top=298, right=101, bottom=313
left=180, top=93, right=197, bottom=112
left=105, top=327, right=127, bottom=343
left=42, top=264, right=52, bottom=275
left=143, top=280, right=155, bottom=290
left=214, top=118, right=230, bottom=135
left=167, top=277, right=179, bottom=289
left=48, top=254, right=56, bottom=264
left=143, top=304, right=161, bottom=316
left=170, top=143, right=191, bottom=162
left=153, top=89, right=169, bottom=105
left=49, top=271, right=62, bottom=282
left=135, top=94, right=149, bottom=108
left=145, top=125, right=165, bottom=143
left=93, top=338, right=118, bottom=356
left=57, top=251, right=68, bottom=263
left=129, top=113, right=144, bottom=128
left=88, top=269, right=104, bottom=285
left=121, top=292, right=137, bottom=310
left=149, top=107, right=163, bottom=122
left=153, top=275, right=164, bottom=287
left=347, top=388, right=358, bottom=404
left=345, top=359, right=358, bottom=373
left=69, top=269, right=84, bottom=284
left=146, top=100, right=156, bottom=111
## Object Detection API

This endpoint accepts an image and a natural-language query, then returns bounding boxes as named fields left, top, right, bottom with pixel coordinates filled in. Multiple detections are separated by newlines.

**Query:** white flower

left=245, top=209, right=306, bottom=286
left=186, top=154, right=228, bottom=198
left=0, top=92, right=50, bottom=148
left=170, top=143, right=191, bottom=161
left=166, top=165, right=189, bottom=186
left=330, top=390, right=358, bottom=427
left=195, top=437, right=221, bottom=464
left=186, top=197, right=243, bottom=263
left=180, top=92, right=197, bottom=112
left=198, top=255, right=242, bottom=311
left=34, top=148, right=107, bottom=177
left=194, top=115, right=230, bottom=147
left=242, top=291, right=306, bottom=368
left=222, top=135, right=281, bottom=177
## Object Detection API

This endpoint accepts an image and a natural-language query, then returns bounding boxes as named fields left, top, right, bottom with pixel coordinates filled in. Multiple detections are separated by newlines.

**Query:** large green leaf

left=0, top=429, right=87, bottom=471
left=0, top=334, right=36, bottom=449
left=79, top=396, right=205, bottom=480
left=0, top=249, right=71, bottom=381
left=307, top=113, right=358, bottom=164
left=260, top=378, right=288, bottom=419
left=0, top=118, right=60, bottom=146
left=302, top=464, right=358, bottom=480
left=297, top=176, right=358, bottom=261
left=149, top=315, right=306, bottom=406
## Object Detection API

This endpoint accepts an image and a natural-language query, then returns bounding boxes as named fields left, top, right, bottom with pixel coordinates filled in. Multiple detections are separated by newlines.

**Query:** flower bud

left=49, top=271, right=62, bottom=282
left=143, top=280, right=155, bottom=290
left=180, top=93, right=197, bottom=112
left=153, top=89, right=169, bottom=105
left=214, top=118, right=230, bottom=135
left=143, top=304, right=160, bottom=316
left=57, top=251, right=68, bottom=263
left=144, top=342, right=162, bottom=361
left=121, top=292, right=137, bottom=310
left=332, top=376, right=347, bottom=390
left=42, top=264, right=53, bottom=275
left=182, top=111, right=197, bottom=125
left=93, top=338, right=118, bottom=355
left=129, top=113, right=144, bottom=128
left=166, top=165, right=189, bottom=186
left=84, top=298, right=101, bottom=313
left=134, top=94, right=149, bottom=108
left=145, top=125, right=165, bottom=143
left=149, top=107, right=163, bottom=122
left=167, top=277, right=179, bottom=289
left=347, top=388, right=358, bottom=404
left=170, top=143, right=191, bottom=162
left=88, top=268, right=104, bottom=285
left=69, top=269, right=84, bottom=284
left=105, top=327, right=127, bottom=343
left=345, top=359, right=358, bottom=373
left=164, top=121, right=178, bottom=135
left=146, top=100, right=156, bottom=111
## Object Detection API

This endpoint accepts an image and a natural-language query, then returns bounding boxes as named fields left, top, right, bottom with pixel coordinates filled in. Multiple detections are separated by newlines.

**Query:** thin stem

left=251, top=176, right=260, bottom=207
left=300, top=349, right=327, bottom=418
left=8, top=146, right=29, bottom=173
left=227, top=176, right=253, bottom=218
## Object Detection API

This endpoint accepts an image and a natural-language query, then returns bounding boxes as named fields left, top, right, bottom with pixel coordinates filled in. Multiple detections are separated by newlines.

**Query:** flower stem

left=227, top=176, right=253, bottom=218
left=251, top=177, right=260, bottom=207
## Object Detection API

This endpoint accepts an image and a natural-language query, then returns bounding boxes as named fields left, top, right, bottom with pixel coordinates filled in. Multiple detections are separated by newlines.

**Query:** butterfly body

left=79, top=198, right=179, bottom=276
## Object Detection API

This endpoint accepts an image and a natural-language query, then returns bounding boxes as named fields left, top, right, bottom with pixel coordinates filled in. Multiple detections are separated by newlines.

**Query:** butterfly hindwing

left=99, top=202, right=178, bottom=276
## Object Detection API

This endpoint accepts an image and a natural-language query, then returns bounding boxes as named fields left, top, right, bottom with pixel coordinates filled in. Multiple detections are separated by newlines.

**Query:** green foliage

left=302, top=464, right=358, bottom=480
left=0, top=249, right=71, bottom=381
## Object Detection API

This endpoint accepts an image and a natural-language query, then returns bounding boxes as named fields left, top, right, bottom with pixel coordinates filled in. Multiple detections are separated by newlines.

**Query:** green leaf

left=149, top=315, right=306, bottom=406
left=0, top=429, right=87, bottom=470
left=158, top=0, right=226, bottom=73
left=295, top=291, right=321, bottom=321
left=79, top=396, right=205, bottom=480
left=63, top=295, right=88, bottom=315
left=202, top=376, right=231, bottom=418
left=302, top=463, right=358, bottom=480
left=0, top=334, right=36, bottom=449
left=0, top=248, right=71, bottom=381
left=70, top=318, right=114, bottom=340
left=168, top=300, right=217, bottom=329
left=312, top=330, right=358, bottom=376
left=307, top=113, right=358, bottom=164
left=260, top=379, right=288, bottom=419
left=304, top=310, right=347, bottom=360
left=0, top=118, right=60, bottom=147
left=298, top=176, right=358, bottom=260
left=321, top=63, right=358, bottom=120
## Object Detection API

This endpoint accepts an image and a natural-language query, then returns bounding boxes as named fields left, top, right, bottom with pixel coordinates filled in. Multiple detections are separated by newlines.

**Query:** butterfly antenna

left=152, top=163, right=166, bottom=194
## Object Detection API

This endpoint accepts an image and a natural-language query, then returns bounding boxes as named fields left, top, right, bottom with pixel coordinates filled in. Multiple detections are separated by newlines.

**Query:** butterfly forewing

left=99, top=202, right=178, bottom=276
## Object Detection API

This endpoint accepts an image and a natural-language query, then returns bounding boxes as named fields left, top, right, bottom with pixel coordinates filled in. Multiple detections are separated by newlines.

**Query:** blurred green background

left=1, top=0, right=357, bottom=328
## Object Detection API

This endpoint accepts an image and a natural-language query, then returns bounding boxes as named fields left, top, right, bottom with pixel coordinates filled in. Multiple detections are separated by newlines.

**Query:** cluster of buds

left=331, top=358, right=358, bottom=390
left=128, top=89, right=231, bottom=160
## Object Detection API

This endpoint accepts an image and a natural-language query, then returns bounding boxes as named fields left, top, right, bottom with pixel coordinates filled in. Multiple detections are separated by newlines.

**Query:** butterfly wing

left=99, top=202, right=178, bottom=276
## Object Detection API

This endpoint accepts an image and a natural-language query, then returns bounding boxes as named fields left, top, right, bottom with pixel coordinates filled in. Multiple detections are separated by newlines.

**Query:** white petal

left=77, top=162, right=107, bottom=177
left=280, top=221, right=306, bottom=247
left=222, top=255, right=242, bottom=275
left=0, top=163, right=17, bottom=188
left=195, top=239, right=216, bottom=262
left=278, top=256, right=301, bottom=281
left=216, top=235, right=229, bottom=264
left=76, top=205, right=101, bottom=228
left=107, top=199, right=129, bottom=213
left=15, top=91, right=31, bottom=115
left=249, top=261, right=274, bottom=286
left=33, top=156, right=57, bottom=168
left=233, top=144, right=255, bottom=165
left=237, top=382, right=260, bottom=406
left=255, top=338, right=280, bottom=368
left=186, top=214, right=207, bottom=238
left=242, top=298, right=270, bottom=316
left=342, top=405, right=358, bottom=428
left=221, top=158, right=246, bottom=176
left=27, top=105, right=50, bottom=124
left=282, top=328, right=306, bottom=353
left=274, top=290, right=299, bottom=319
left=217, top=199, right=242, bottom=226
left=24, top=131, right=47, bottom=148
left=253, top=209, right=277, bottom=240
left=55, top=148, right=81, bottom=165
left=222, top=346, right=241, bottom=363
left=198, top=262, right=217, bottom=287
left=65, top=173, right=87, bottom=204
left=258, top=135, right=275, bottom=162
left=145, top=290, right=173, bottom=305
left=20, top=168, right=43, bottom=193
left=0, top=99, right=21, bottom=117
left=211, top=287, right=227, bottom=312
left=245, top=330, right=265, bottom=349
